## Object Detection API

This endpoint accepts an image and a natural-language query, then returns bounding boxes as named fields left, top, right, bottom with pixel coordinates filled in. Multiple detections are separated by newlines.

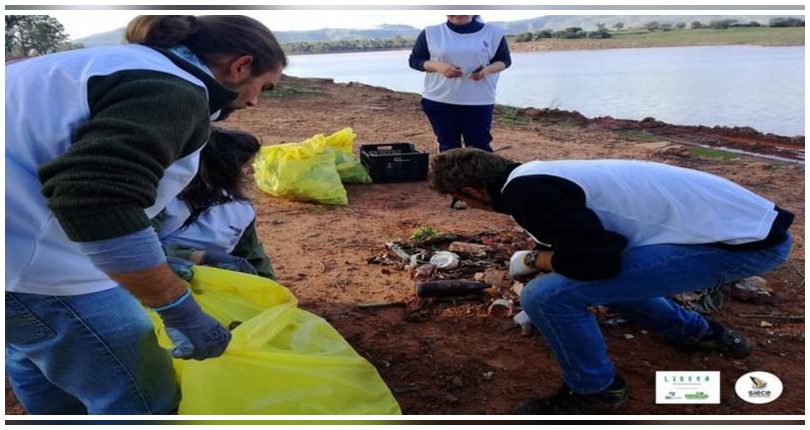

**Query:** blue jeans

left=520, top=236, right=792, bottom=394
left=421, top=98, right=494, bottom=152
left=5, top=287, right=179, bottom=414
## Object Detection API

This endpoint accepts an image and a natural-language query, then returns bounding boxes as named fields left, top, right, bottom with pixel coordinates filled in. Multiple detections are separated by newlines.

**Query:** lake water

left=286, top=45, right=805, bottom=137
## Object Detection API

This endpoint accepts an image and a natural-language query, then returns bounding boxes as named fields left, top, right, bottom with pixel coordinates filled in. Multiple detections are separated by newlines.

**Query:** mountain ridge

left=74, top=15, right=799, bottom=47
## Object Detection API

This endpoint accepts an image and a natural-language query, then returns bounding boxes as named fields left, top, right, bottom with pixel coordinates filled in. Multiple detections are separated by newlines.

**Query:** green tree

left=644, top=21, right=660, bottom=31
left=612, top=22, right=625, bottom=31
left=675, top=22, right=686, bottom=30
left=6, top=15, right=69, bottom=57
left=690, top=21, right=703, bottom=29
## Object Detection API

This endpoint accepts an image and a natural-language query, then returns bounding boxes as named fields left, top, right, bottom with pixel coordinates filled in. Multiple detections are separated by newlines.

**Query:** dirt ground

left=6, top=75, right=804, bottom=416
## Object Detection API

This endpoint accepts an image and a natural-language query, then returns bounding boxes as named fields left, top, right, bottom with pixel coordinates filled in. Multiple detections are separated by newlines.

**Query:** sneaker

left=518, top=375, right=628, bottom=415
left=691, top=320, right=753, bottom=359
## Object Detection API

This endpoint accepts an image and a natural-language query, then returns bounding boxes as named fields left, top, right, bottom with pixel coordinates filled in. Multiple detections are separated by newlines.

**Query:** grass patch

left=610, top=27, right=804, bottom=45
left=691, top=147, right=739, bottom=160
left=265, top=82, right=325, bottom=98
left=494, top=105, right=528, bottom=126
left=613, top=130, right=659, bottom=142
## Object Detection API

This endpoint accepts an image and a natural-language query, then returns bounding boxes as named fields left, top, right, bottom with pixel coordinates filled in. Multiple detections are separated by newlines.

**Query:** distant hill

left=74, top=15, right=801, bottom=47
left=74, top=24, right=422, bottom=47
left=488, top=15, right=797, bottom=34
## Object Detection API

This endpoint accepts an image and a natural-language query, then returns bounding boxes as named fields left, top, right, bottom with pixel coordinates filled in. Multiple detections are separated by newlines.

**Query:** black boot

left=518, top=375, right=628, bottom=415
left=690, top=319, right=753, bottom=358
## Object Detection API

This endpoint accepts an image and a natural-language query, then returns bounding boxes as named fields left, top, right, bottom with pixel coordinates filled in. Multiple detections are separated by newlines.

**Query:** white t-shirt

left=422, top=23, right=504, bottom=105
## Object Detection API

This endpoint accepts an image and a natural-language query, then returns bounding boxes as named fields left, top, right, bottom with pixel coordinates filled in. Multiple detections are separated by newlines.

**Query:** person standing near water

left=409, top=15, right=512, bottom=153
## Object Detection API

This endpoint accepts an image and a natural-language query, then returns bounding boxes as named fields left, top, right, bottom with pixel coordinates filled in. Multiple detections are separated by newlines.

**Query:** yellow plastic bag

left=149, top=267, right=401, bottom=415
left=253, top=135, right=348, bottom=205
left=323, top=128, right=372, bottom=184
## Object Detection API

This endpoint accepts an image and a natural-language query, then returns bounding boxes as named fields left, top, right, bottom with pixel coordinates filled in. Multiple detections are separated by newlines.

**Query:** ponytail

left=125, top=15, right=287, bottom=75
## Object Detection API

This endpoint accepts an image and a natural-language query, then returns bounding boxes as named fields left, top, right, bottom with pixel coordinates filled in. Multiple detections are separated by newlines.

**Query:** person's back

left=156, top=127, right=276, bottom=279
left=6, top=43, right=212, bottom=294
left=505, top=159, right=780, bottom=248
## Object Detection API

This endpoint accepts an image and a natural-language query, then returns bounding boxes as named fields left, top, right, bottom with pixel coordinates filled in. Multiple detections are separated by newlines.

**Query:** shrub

left=534, top=30, right=553, bottom=39
left=769, top=17, right=805, bottom=27
left=587, top=30, right=611, bottom=39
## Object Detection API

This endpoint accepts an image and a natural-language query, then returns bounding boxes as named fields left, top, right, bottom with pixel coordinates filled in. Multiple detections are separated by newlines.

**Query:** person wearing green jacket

left=6, top=15, right=286, bottom=414
left=155, top=127, right=276, bottom=280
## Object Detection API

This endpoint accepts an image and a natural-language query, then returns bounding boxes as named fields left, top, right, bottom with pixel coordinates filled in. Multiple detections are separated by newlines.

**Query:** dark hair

left=125, top=15, right=287, bottom=75
left=429, top=148, right=519, bottom=194
left=179, top=126, right=261, bottom=228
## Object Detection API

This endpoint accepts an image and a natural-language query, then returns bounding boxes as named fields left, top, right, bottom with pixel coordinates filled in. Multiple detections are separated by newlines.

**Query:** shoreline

left=507, top=38, right=803, bottom=53
left=286, top=75, right=804, bottom=158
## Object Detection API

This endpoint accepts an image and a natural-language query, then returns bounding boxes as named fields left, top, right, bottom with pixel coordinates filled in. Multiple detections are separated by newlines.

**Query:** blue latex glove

left=153, top=289, right=231, bottom=360
left=166, top=256, right=194, bottom=281
left=201, top=250, right=258, bottom=275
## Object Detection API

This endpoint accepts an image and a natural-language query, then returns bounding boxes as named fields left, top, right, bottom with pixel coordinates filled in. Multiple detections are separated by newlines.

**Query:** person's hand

left=469, top=65, right=488, bottom=81
left=166, top=256, right=194, bottom=281
left=197, top=250, right=258, bottom=275
left=509, top=250, right=541, bottom=280
left=436, top=62, right=463, bottom=78
left=154, top=289, right=232, bottom=360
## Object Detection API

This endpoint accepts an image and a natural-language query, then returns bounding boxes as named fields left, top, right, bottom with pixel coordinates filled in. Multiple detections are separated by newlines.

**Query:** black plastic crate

left=360, top=143, right=429, bottom=183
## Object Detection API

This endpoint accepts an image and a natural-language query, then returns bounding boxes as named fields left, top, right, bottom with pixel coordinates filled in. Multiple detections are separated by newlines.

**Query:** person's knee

left=521, top=278, right=566, bottom=314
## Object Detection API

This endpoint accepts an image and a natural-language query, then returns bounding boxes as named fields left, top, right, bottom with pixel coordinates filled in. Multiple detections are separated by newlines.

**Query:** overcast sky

left=48, top=11, right=545, bottom=40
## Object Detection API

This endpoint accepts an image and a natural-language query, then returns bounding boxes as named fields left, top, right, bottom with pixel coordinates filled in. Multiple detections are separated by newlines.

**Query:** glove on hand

left=166, top=256, right=194, bottom=282
left=200, top=251, right=258, bottom=275
left=509, top=250, right=541, bottom=280
left=154, top=289, right=231, bottom=360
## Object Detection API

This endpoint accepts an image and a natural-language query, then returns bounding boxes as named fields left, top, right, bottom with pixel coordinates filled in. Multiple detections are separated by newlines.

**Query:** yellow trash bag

left=323, top=128, right=372, bottom=184
left=149, top=266, right=401, bottom=415
left=253, top=135, right=348, bottom=205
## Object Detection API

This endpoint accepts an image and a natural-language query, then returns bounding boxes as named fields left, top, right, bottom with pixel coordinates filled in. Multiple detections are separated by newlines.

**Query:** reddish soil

left=6, top=75, right=804, bottom=416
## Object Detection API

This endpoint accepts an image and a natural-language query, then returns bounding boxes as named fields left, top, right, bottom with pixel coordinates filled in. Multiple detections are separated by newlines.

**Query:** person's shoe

left=517, top=375, right=628, bottom=415
left=690, top=319, right=753, bottom=359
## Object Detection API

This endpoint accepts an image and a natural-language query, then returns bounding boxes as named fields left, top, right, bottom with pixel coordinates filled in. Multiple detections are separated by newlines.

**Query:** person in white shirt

left=429, top=148, right=794, bottom=414
left=409, top=15, right=512, bottom=153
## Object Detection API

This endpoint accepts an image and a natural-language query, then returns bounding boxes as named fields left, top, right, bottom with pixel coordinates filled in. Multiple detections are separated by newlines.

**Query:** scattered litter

left=413, top=263, right=435, bottom=281
left=730, top=276, right=774, bottom=302
left=448, top=241, right=491, bottom=256
left=482, top=371, right=495, bottom=380
left=430, top=251, right=460, bottom=270
left=673, top=284, right=725, bottom=314
left=604, top=317, right=628, bottom=326
left=511, top=281, right=525, bottom=297
left=513, top=310, right=533, bottom=336
left=623, top=333, right=635, bottom=340
left=760, top=321, right=774, bottom=327
left=487, top=298, right=514, bottom=318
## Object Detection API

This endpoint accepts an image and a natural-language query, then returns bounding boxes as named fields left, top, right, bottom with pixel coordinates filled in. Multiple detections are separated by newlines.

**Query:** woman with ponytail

left=6, top=15, right=286, bottom=414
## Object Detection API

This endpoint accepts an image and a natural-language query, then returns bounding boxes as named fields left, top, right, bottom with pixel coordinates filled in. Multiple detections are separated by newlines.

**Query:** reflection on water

left=286, top=45, right=804, bottom=136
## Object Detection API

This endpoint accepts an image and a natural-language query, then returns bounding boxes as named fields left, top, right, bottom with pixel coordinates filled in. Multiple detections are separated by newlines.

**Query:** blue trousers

left=421, top=98, right=494, bottom=152
left=5, top=287, right=179, bottom=414
left=520, top=236, right=792, bottom=394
